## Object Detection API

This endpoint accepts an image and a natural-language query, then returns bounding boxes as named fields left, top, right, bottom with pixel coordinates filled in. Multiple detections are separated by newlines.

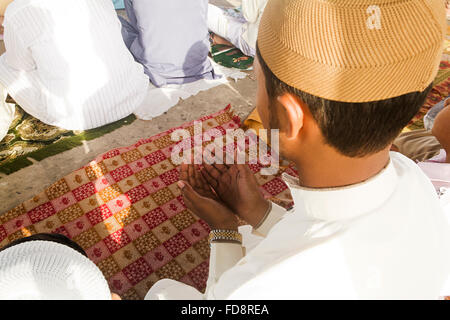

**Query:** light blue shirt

left=120, top=0, right=216, bottom=87
left=112, top=0, right=124, bottom=10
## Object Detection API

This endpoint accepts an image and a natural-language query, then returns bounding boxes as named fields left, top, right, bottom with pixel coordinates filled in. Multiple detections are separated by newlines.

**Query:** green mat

left=211, top=44, right=254, bottom=70
left=0, top=104, right=136, bottom=176
left=209, top=6, right=254, bottom=70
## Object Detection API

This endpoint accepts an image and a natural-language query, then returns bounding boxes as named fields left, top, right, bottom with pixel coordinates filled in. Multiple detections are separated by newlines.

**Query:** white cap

left=0, top=241, right=111, bottom=300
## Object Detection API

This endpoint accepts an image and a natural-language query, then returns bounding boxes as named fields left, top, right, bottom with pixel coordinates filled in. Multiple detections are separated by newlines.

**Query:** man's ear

left=277, top=93, right=305, bottom=140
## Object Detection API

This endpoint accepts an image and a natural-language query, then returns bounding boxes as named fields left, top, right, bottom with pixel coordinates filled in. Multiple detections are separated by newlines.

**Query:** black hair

left=256, top=46, right=433, bottom=157
left=0, top=233, right=87, bottom=257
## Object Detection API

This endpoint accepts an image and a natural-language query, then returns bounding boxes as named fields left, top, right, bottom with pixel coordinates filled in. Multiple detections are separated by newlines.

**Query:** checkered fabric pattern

left=0, top=105, right=296, bottom=300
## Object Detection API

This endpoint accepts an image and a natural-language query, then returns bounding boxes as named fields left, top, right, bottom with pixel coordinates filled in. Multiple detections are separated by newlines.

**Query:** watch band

left=208, top=229, right=242, bottom=245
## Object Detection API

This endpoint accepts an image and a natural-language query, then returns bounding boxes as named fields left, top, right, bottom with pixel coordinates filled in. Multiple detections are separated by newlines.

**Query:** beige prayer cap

left=257, top=0, right=446, bottom=103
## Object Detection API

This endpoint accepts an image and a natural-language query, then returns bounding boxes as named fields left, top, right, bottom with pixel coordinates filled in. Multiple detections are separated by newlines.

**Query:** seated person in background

left=208, top=0, right=268, bottom=57
left=393, top=97, right=450, bottom=164
left=393, top=97, right=450, bottom=219
left=0, top=233, right=121, bottom=299
left=119, top=0, right=217, bottom=88
left=430, top=98, right=450, bottom=164
left=0, top=0, right=149, bottom=130
left=147, top=0, right=450, bottom=299
left=0, top=15, right=3, bottom=40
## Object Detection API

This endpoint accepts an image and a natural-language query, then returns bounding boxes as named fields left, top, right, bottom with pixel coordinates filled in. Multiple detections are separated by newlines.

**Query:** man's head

left=0, top=234, right=121, bottom=300
left=256, top=47, right=433, bottom=158
left=255, top=0, right=445, bottom=161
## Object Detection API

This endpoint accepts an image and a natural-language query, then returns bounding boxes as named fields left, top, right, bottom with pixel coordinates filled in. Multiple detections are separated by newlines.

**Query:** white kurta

left=0, top=0, right=149, bottom=130
left=146, top=152, right=450, bottom=299
left=207, top=0, right=268, bottom=57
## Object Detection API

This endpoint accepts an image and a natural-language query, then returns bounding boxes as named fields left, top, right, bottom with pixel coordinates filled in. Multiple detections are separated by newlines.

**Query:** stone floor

left=0, top=0, right=257, bottom=213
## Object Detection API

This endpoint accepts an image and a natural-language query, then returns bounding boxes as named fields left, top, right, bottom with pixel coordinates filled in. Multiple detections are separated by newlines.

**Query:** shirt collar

left=282, top=158, right=398, bottom=221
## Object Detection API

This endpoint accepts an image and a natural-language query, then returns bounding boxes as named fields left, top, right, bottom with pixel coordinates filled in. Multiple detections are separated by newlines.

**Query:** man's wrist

left=249, top=199, right=271, bottom=228
left=209, top=217, right=238, bottom=231
left=209, top=229, right=242, bottom=245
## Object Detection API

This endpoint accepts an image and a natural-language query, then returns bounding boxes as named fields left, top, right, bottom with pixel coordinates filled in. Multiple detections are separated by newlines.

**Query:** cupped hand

left=178, top=164, right=238, bottom=230
left=200, top=163, right=270, bottom=228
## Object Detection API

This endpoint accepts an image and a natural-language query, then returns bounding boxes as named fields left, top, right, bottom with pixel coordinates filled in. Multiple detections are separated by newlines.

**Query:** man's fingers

left=209, top=149, right=230, bottom=169
left=194, top=165, right=209, bottom=193
left=236, top=163, right=252, bottom=178
left=196, top=166, right=210, bottom=189
left=201, top=167, right=219, bottom=189
left=179, top=163, right=189, bottom=182
left=181, top=188, right=196, bottom=213
left=178, top=180, right=200, bottom=204
left=213, top=163, right=226, bottom=171
left=213, top=163, right=229, bottom=174
left=187, top=164, right=197, bottom=188
left=198, top=170, right=211, bottom=188
left=204, top=163, right=222, bottom=180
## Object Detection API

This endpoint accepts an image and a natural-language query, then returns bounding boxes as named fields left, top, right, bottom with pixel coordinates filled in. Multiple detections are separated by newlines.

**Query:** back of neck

left=293, top=146, right=391, bottom=189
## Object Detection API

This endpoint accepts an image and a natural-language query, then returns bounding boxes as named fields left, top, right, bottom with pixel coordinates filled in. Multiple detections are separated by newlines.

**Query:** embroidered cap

left=0, top=241, right=111, bottom=299
left=257, top=0, right=446, bottom=102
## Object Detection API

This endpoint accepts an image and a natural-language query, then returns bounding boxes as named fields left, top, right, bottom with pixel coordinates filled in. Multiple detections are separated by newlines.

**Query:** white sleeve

left=253, top=202, right=287, bottom=237
left=206, top=242, right=245, bottom=284
left=3, top=18, right=35, bottom=71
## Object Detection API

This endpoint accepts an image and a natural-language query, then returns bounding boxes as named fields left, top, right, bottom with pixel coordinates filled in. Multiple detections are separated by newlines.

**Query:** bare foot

left=211, top=33, right=234, bottom=47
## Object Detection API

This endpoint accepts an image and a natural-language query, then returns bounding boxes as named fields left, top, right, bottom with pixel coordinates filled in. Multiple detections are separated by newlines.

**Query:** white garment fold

left=0, top=82, right=14, bottom=141
left=146, top=152, right=450, bottom=300
left=133, top=59, right=247, bottom=120
left=0, top=0, right=149, bottom=130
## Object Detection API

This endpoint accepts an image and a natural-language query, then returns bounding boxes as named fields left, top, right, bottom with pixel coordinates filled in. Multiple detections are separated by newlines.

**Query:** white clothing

left=207, top=1, right=268, bottom=57
left=0, top=82, right=14, bottom=141
left=0, top=0, right=149, bottom=130
left=0, top=241, right=111, bottom=300
left=147, top=152, right=450, bottom=299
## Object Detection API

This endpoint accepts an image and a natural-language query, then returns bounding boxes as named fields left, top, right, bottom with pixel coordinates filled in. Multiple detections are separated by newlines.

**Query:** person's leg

left=235, top=35, right=255, bottom=57
left=207, top=4, right=230, bottom=39
left=424, top=97, right=449, bottom=130
left=119, top=16, right=138, bottom=49
left=392, top=129, right=442, bottom=162
left=119, top=0, right=139, bottom=49
left=123, top=0, right=138, bottom=27
left=432, top=99, right=450, bottom=163
left=208, top=4, right=247, bottom=52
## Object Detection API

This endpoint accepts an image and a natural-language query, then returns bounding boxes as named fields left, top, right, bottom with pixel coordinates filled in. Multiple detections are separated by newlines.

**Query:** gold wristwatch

left=208, top=229, right=242, bottom=245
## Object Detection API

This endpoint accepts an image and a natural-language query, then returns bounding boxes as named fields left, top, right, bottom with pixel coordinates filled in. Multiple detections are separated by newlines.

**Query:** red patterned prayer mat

left=0, top=105, right=295, bottom=300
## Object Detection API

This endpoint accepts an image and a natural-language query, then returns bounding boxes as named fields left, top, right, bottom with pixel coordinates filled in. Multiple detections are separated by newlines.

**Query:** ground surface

left=0, top=0, right=256, bottom=213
